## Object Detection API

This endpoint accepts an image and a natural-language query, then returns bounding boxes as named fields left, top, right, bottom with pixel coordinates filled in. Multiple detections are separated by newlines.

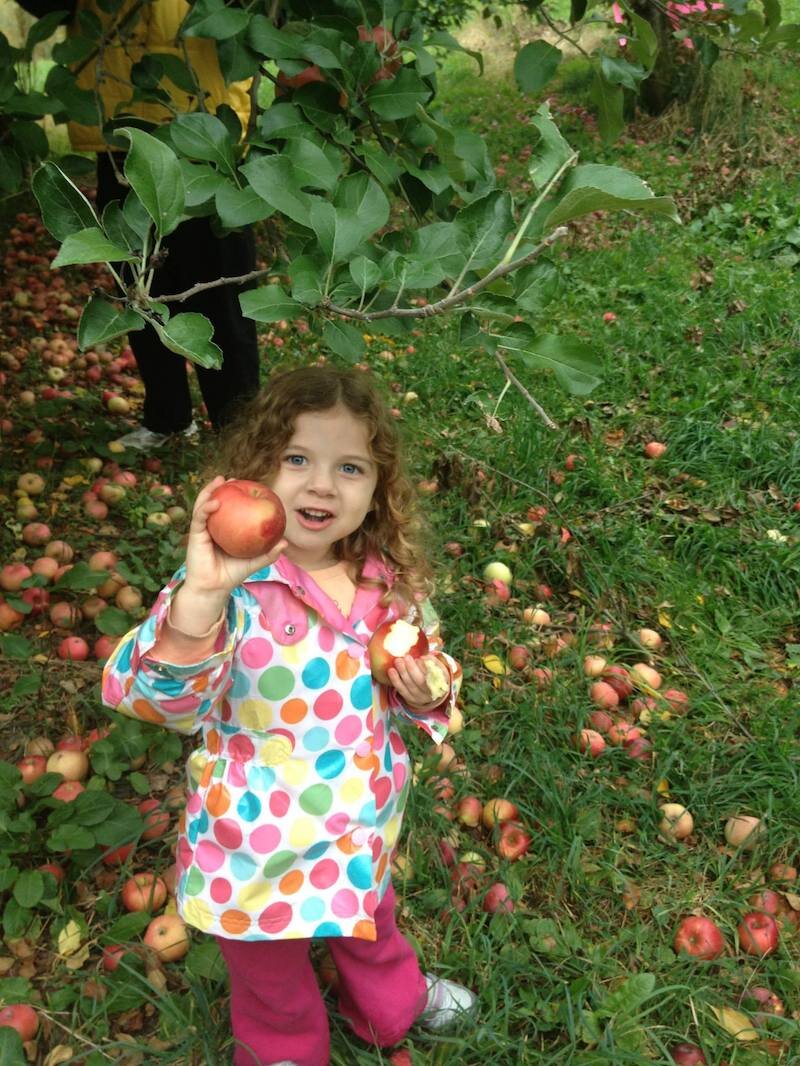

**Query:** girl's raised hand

left=183, top=477, right=288, bottom=599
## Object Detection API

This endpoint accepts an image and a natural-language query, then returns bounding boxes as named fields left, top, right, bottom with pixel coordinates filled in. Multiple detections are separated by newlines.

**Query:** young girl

left=102, top=366, right=476, bottom=1066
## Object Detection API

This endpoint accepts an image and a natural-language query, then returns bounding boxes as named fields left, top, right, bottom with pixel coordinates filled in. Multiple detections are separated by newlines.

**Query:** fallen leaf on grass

left=710, top=1005, right=758, bottom=1041
left=43, top=1048, right=75, bottom=1066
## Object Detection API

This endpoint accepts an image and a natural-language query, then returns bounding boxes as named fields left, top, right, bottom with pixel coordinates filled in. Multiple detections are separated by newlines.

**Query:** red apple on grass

left=0, top=1003, right=38, bottom=1041
left=53, top=780, right=84, bottom=802
left=481, top=798, right=519, bottom=830
left=456, top=796, right=483, bottom=827
left=138, top=798, right=171, bottom=840
left=496, top=822, right=531, bottom=861
left=102, top=943, right=130, bottom=973
left=670, top=1045, right=706, bottom=1065
left=46, top=749, right=89, bottom=780
left=674, top=915, right=725, bottom=960
left=483, top=881, right=515, bottom=913
left=144, top=914, right=190, bottom=961
left=206, top=479, right=286, bottom=558
left=738, top=911, right=779, bottom=956
left=16, top=755, right=47, bottom=785
left=121, top=872, right=168, bottom=913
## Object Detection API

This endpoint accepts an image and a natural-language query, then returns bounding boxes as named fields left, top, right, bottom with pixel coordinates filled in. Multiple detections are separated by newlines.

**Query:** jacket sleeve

left=101, top=566, right=247, bottom=736
left=387, top=599, right=462, bottom=744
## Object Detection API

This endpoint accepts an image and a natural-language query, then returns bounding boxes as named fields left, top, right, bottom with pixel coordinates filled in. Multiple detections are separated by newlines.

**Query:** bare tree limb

left=158, top=267, right=273, bottom=303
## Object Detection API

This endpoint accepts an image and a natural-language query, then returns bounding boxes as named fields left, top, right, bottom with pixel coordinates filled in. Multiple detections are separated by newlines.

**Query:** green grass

left=1, top=17, right=800, bottom=1066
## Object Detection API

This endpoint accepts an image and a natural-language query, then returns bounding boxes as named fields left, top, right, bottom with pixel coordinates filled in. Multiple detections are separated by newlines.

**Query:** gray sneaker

left=114, top=421, right=198, bottom=452
left=418, top=972, right=477, bottom=1031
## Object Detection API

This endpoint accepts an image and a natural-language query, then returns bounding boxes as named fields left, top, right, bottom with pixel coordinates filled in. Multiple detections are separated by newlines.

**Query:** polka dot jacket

left=101, top=554, right=461, bottom=942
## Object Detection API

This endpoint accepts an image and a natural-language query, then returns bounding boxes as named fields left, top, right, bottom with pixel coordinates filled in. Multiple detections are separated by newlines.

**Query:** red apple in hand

left=674, top=915, right=725, bottom=960
left=206, top=479, right=286, bottom=559
left=738, top=911, right=779, bottom=956
left=368, top=619, right=429, bottom=685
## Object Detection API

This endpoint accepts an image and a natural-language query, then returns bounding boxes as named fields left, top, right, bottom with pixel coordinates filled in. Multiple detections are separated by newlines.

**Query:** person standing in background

left=16, top=0, right=261, bottom=451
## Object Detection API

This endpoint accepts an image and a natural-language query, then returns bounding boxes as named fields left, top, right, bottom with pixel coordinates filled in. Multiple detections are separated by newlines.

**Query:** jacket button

left=284, top=623, right=296, bottom=635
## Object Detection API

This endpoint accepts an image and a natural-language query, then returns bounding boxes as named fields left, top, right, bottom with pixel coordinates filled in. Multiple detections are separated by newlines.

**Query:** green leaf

left=52, top=228, right=136, bottom=268
left=628, top=14, right=659, bottom=72
left=25, top=10, right=69, bottom=55
left=73, top=792, right=117, bottom=826
left=13, top=870, right=44, bottom=909
left=283, top=138, right=341, bottom=193
left=592, top=71, right=624, bottom=144
left=309, top=201, right=365, bottom=263
left=529, top=103, right=576, bottom=191
left=544, top=163, right=680, bottom=228
left=0, top=1027, right=24, bottom=1063
left=335, top=173, right=390, bottom=240
left=181, top=161, right=227, bottom=208
left=425, top=29, right=483, bottom=74
left=96, top=606, right=134, bottom=637
left=217, top=33, right=261, bottom=83
left=405, top=222, right=465, bottom=287
left=182, top=0, right=248, bottom=40
left=150, top=51, right=197, bottom=93
left=11, top=672, right=42, bottom=700
left=294, top=82, right=341, bottom=133
left=215, top=182, right=274, bottom=228
left=149, top=312, right=223, bottom=369
left=570, top=0, right=589, bottom=23
left=120, top=128, right=185, bottom=237
left=289, top=255, right=324, bottom=307
left=366, top=68, right=430, bottom=120
left=0, top=635, right=33, bottom=660
left=128, top=772, right=150, bottom=796
left=239, top=286, right=301, bottom=323
left=359, top=143, right=403, bottom=187
left=415, top=106, right=467, bottom=184
left=514, top=259, right=560, bottom=313
left=45, top=65, right=97, bottom=125
left=514, top=41, right=562, bottom=94
left=602, top=973, right=657, bottom=1015
left=47, top=825, right=96, bottom=852
left=77, top=297, right=146, bottom=350
left=349, top=256, right=382, bottom=293
left=247, top=17, right=309, bottom=59
left=600, top=55, right=647, bottom=91
left=185, top=939, right=227, bottom=980
left=0, top=147, right=22, bottom=194
left=171, top=113, right=237, bottom=175
left=322, top=320, right=365, bottom=362
left=104, top=911, right=152, bottom=942
left=494, top=328, right=602, bottom=395
left=11, top=120, right=49, bottom=163
left=456, top=190, right=514, bottom=269
left=240, top=155, right=316, bottom=226
left=259, top=102, right=309, bottom=141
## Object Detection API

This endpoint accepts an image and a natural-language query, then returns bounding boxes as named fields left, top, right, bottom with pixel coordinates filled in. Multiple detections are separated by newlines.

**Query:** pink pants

left=216, top=884, right=428, bottom=1066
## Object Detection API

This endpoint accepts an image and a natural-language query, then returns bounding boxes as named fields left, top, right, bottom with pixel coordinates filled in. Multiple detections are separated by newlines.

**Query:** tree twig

left=494, top=349, right=557, bottom=430
left=158, top=267, right=273, bottom=303
left=322, top=226, right=569, bottom=321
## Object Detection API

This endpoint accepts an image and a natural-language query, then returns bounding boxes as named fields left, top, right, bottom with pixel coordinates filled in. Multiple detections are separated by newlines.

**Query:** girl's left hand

left=387, top=654, right=445, bottom=710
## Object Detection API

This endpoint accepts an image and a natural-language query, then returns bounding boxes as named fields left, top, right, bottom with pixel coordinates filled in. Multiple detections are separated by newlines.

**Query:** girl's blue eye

left=341, top=463, right=362, bottom=475
left=286, top=455, right=306, bottom=466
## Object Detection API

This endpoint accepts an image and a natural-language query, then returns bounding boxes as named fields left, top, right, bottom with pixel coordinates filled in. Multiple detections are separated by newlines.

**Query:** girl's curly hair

left=206, top=365, right=433, bottom=610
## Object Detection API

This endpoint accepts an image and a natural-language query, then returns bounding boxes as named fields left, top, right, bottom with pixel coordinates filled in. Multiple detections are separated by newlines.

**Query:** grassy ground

left=1, top=16, right=800, bottom=1066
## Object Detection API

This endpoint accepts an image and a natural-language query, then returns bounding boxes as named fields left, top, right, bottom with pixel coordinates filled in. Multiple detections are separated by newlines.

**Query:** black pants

left=95, top=152, right=260, bottom=433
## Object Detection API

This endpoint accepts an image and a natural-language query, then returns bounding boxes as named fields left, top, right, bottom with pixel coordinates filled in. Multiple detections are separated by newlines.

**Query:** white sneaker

left=418, top=972, right=477, bottom=1031
left=114, top=421, right=198, bottom=452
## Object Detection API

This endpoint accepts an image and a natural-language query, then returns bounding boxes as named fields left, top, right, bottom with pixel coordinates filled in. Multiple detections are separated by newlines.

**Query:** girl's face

left=269, top=405, right=379, bottom=571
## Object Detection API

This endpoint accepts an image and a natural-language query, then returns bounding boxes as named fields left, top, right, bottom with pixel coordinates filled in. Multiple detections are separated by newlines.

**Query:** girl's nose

left=308, top=468, right=335, bottom=493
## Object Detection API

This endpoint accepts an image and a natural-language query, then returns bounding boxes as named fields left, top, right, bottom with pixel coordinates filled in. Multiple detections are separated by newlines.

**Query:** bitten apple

left=368, top=619, right=429, bottom=685
left=206, top=479, right=286, bottom=558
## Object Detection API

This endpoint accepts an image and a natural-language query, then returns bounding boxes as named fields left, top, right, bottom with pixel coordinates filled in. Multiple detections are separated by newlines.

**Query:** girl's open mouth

left=296, top=508, right=335, bottom=529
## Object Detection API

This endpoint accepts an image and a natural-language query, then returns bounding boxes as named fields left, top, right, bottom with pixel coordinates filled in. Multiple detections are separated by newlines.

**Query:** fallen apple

left=121, top=872, right=168, bottom=913
left=0, top=1003, right=38, bottom=1041
left=482, top=881, right=515, bottom=914
left=637, top=627, right=663, bottom=651
left=583, top=655, right=607, bottom=677
left=631, top=663, right=662, bottom=689
left=456, top=796, right=483, bottom=827
left=138, top=798, right=171, bottom=840
left=738, top=911, right=779, bottom=956
left=658, top=803, right=694, bottom=842
left=590, top=681, right=619, bottom=709
left=577, top=729, right=606, bottom=757
left=206, top=479, right=286, bottom=559
left=143, top=914, right=191, bottom=961
left=16, top=755, right=47, bottom=785
left=483, top=561, right=512, bottom=585
left=481, top=798, right=519, bottom=829
left=673, top=915, right=725, bottom=960
left=496, top=822, right=531, bottom=861
left=670, top=1044, right=706, bottom=1065
left=46, top=748, right=89, bottom=781
left=724, top=814, right=763, bottom=851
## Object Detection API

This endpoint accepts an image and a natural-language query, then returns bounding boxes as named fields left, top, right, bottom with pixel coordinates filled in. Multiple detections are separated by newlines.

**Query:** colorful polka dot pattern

left=102, top=561, right=460, bottom=941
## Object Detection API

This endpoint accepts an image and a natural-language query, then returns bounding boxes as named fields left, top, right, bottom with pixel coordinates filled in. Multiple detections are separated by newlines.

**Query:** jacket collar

left=245, top=553, right=395, bottom=640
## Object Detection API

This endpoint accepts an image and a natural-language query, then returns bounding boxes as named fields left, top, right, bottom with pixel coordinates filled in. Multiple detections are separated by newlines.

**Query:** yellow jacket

left=68, top=0, right=251, bottom=152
